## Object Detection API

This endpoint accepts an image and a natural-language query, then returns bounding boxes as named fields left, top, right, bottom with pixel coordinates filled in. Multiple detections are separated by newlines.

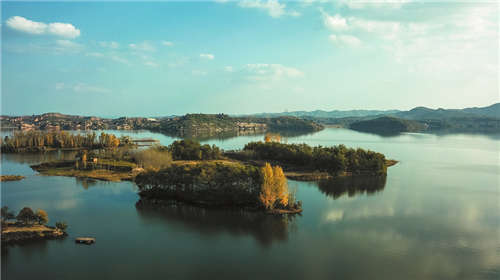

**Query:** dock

left=75, top=237, right=96, bottom=245
left=131, top=138, right=160, bottom=146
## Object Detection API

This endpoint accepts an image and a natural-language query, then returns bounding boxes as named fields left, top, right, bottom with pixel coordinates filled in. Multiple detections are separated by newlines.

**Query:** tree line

left=1, top=131, right=131, bottom=152
left=243, top=141, right=387, bottom=175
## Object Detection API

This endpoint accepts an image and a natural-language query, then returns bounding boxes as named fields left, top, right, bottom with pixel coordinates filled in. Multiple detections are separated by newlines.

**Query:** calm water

left=1, top=128, right=499, bottom=280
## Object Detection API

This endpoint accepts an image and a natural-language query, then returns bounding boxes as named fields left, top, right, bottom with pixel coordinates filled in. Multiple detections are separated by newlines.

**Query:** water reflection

left=135, top=199, right=297, bottom=248
left=317, top=175, right=387, bottom=199
left=74, top=177, right=100, bottom=189
left=1, top=150, right=78, bottom=165
left=159, top=128, right=319, bottom=142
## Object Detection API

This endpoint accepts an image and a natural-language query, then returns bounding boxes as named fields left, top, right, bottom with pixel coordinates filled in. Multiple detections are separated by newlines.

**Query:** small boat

left=75, top=237, right=96, bottom=245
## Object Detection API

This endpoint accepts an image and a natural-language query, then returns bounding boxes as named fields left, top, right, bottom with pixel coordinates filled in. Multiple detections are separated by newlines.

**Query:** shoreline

left=0, top=175, right=26, bottom=182
left=1, top=224, right=67, bottom=244
left=30, top=158, right=398, bottom=183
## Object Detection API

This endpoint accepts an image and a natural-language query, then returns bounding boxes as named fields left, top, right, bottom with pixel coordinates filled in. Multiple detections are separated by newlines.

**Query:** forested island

left=349, top=116, right=427, bottom=135
left=1, top=206, right=68, bottom=244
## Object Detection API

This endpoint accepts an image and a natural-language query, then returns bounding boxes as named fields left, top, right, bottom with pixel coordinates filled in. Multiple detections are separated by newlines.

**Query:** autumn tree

left=272, top=165, right=288, bottom=206
left=259, top=163, right=289, bottom=210
left=259, top=163, right=275, bottom=209
left=35, top=209, right=49, bottom=225
left=264, top=133, right=281, bottom=143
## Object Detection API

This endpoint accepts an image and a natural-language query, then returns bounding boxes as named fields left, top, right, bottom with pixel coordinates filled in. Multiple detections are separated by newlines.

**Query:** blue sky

left=1, top=1, right=498, bottom=116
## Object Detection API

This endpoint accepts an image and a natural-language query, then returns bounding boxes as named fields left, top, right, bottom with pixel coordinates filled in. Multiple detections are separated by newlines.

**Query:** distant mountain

left=393, top=104, right=500, bottom=120
left=250, top=109, right=401, bottom=119
left=256, top=103, right=500, bottom=133
left=461, top=103, right=500, bottom=118
left=250, top=103, right=500, bottom=121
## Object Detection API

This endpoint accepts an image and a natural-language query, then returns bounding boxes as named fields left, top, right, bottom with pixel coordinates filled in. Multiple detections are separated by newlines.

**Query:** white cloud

left=6, top=16, right=46, bottom=35
left=55, top=82, right=110, bottom=93
left=53, top=39, right=84, bottom=53
left=129, top=41, right=156, bottom=52
left=6, top=16, right=80, bottom=38
left=47, top=22, right=81, bottom=39
left=200, top=53, right=215, bottom=60
left=340, top=0, right=412, bottom=10
left=239, top=0, right=289, bottom=18
left=73, top=83, right=110, bottom=93
left=330, top=34, right=362, bottom=47
left=161, top=41, right=174, bottom=47
left=320, top=9, right=348, bottom=31
left=348, top=17, right=402, bottom=40
left=244, top=63, right=303, bottom=81
left=99, top=41, right=119, bottom=49
left=111, top=55, right=130, bottom=65
left=224, top=66, right=234, bottom=72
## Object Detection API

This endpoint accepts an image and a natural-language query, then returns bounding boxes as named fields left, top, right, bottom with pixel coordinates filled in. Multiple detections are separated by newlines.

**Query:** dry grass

left=38, top=168, right=135, bottom=182
left=0, top=175, right=26, bottom=182
left=2, top=225, right=54, bottom=233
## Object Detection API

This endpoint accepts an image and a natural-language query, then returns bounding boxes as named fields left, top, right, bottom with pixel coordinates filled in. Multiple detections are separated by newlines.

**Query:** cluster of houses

left=0, top=113, right=159, bottom=131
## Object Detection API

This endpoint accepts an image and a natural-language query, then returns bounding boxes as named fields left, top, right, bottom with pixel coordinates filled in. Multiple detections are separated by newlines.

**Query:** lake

left=1, top=128, right=499, bottom=280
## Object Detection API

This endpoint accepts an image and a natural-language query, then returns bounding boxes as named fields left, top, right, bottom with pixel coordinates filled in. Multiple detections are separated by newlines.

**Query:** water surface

left=1, top=128, right=499, bottom=280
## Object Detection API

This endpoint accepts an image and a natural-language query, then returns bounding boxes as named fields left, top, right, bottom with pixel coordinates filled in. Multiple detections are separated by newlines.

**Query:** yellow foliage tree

left=259, top=163, right=289, bottom=209
left=259, top=163, right=275, bottom=209
left=264, top=133, right=281, bottom=143
left=272, top=166, right=288, bottom=207
left=35, top=209, right=49, bottom=225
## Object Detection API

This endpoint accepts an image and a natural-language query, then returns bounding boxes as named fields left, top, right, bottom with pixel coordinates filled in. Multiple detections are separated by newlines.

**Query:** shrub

left=55, top=221, right=68, bottom=231
left=132, top=146, right=172, bottom=170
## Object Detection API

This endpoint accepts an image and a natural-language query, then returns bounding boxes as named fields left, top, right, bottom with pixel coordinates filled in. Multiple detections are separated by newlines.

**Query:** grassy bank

left=0, top=175, right=26, bottom=182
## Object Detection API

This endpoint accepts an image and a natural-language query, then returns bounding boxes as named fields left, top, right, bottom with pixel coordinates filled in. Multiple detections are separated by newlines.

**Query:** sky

left=1, top=0, right=498, bottom=117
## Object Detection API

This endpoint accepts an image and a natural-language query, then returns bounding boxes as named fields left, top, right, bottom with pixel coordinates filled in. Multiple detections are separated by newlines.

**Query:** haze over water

left=2, top=128, right=499, bottom=280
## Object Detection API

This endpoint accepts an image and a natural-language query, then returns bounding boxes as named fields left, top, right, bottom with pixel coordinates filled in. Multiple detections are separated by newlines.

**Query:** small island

left=1, top=206, right=68, bottom=244
left=349, top=116, right=427, bottom=135
left=0, top=175, right=25, bottom=182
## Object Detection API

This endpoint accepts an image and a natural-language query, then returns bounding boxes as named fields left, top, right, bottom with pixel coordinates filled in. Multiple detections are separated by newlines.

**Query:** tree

left=259, top=163, right=275, bottom=209
left=272, top=165, right=288, bottom=207
left=16, top=207, right=36, bottom=225
left=1, top=206, right=15, bottom=221
left=55, top=221, right=68, bottom=231
left=259, top=163, right=289, bottom=210
left=264, top=133, right=281, bottom=143
left=35, top=209, right=49, bottom=225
